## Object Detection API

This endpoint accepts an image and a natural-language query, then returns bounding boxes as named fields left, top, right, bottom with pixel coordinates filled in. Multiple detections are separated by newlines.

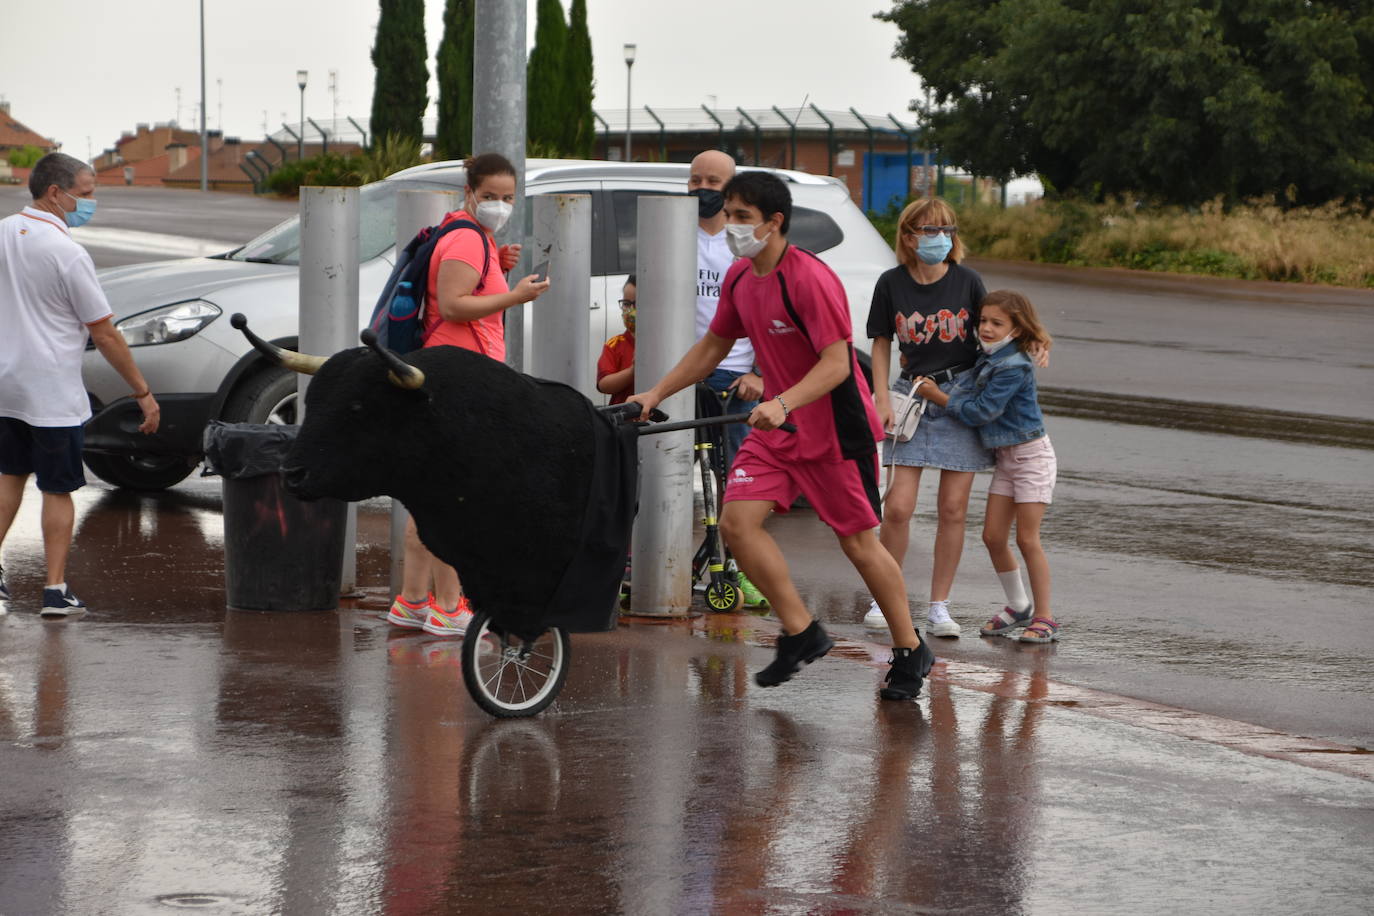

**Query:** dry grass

left=879, top=197, right=1374, bottom=289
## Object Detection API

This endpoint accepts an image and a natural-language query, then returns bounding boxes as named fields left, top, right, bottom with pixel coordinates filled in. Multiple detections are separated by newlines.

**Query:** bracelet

left=132, top=388, right=151, bottom=399
left=774, top=394, right=791, bottom=418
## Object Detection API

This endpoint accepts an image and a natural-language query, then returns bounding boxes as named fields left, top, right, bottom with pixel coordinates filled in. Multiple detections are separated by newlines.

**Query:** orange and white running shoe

left=387, top=592, right=437, bottom=629
left=422, top=595, right=475, bottom=638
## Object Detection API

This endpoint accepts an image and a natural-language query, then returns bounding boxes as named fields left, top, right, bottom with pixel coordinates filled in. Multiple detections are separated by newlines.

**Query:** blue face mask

left=61, top=190, right=97, bottom=228
left=915, top=233, right=952, bottom=265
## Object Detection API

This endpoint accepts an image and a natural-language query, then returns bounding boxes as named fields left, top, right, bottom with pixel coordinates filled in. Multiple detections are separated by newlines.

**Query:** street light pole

left=296, top=69, right=308, bottom=160
left=623, top=43, right=636, bottom=162
left=199, top=0, right=207, bottom=191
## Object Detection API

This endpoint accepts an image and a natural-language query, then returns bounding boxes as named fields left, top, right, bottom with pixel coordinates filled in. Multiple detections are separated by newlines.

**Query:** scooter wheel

left=705, top=580, right=742, bottom=612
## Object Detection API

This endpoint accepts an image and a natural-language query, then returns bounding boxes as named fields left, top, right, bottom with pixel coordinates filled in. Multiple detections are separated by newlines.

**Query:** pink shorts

left=722, top=436, right=881, bottom=537
left=988, top=436, right=1057, bottom=504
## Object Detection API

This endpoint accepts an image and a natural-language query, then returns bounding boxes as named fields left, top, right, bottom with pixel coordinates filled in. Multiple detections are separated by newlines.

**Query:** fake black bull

left=230, top=314, right=638, bottom=639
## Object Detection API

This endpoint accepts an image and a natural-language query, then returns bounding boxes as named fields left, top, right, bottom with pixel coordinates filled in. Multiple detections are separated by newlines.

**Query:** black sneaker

left=41, top=585, right=87, bottom=618
left=0, top=564, right=10, bottom=602
left=754, top=620, right=834, bottom=687
left=880, top=638, right=936, bottom=701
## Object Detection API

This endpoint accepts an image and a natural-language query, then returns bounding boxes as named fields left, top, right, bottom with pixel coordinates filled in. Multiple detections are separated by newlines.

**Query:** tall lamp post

left=198, top=0, right=207, bottom=191
left=296, top=69, right=308, bottom=159
left=623, top=43, right=636, bottom=162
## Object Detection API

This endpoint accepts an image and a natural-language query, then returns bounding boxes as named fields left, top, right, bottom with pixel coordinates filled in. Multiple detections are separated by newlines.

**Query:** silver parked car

left=81, top=159, right=897, bottom=490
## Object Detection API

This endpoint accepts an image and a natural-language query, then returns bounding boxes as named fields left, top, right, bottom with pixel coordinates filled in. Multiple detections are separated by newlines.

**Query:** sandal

left=980, top=605, right=1034, bottom=637
left=1018, top=617, right=1060, bottom=643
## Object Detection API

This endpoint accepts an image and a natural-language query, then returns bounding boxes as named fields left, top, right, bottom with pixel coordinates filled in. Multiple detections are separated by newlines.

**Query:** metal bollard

left=630, top=195, right=698, bottom=617
left=529, top=194, right=593, bottom=398
left=298, top=186, right=360, bottom=594
left=387, top=190, right=461, bottom=599
left=474, top=0, right=527, bottom=372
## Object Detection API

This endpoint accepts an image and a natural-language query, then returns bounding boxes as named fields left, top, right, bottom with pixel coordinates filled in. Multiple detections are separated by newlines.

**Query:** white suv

left=81, top=159, right=897, bottom=489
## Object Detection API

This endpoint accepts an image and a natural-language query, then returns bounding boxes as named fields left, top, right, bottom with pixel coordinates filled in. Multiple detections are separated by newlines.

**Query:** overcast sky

left=2, top=0, right=923, bottom=161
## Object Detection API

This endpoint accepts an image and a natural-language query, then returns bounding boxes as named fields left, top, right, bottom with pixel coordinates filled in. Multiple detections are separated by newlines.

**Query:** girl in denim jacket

left=913, top=290, right=1060, bottom=643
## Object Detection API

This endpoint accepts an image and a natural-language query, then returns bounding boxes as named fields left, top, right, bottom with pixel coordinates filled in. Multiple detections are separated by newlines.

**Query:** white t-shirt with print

left=0, top=207, right=114, bottom=426
left=696, top=226, right=755, bottom=374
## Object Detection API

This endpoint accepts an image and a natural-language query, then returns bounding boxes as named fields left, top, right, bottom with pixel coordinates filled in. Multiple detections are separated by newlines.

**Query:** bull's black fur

left=285, top=344, right=625, bottom=638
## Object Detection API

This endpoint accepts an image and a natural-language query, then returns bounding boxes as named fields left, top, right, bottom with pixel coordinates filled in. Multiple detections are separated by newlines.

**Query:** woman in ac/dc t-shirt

left=864, top=197, right=992, bottom=639
left=386, top=153, right=551, bottom=640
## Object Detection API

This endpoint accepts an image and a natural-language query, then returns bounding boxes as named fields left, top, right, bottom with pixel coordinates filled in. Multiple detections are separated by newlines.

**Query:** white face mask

left=473, top=200, right=513, bottom=234
left=981, top=333, right=1017, bottom=355
left=725, top=222, right=771, bottom=258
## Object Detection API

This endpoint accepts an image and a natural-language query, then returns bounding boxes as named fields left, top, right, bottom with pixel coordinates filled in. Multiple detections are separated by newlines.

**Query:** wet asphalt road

left=2, top=481, right=1372, bottom=915
left=0, top=185, right=296, bottom=267
left=1, top=188, right=1372, bottom=913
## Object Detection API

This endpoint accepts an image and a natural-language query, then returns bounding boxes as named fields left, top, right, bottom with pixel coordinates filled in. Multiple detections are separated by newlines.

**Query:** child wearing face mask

left=596, top=276, right=637, bottom=404
left=912, top=290, right=1060, bottom=643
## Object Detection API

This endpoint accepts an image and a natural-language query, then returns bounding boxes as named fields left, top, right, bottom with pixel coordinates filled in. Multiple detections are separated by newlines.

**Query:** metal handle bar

left=636, top=412, right=796, bottom=436
left=599, top=403, right=668, bottom=423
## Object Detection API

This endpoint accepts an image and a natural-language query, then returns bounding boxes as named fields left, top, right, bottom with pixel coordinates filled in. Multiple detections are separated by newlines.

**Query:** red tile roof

left=95, top=147, right=203, bottom=186
left=0, top=109, right=57, bottom=152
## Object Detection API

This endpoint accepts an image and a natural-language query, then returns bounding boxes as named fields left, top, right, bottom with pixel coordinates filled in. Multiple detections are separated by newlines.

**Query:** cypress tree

left=527, top=0, right=569, bottom=155
left=435, top=0, right=475, bottom=160
left=369, top=0, right=429, bottom=147
left=564, top=0, right=595, bottom=159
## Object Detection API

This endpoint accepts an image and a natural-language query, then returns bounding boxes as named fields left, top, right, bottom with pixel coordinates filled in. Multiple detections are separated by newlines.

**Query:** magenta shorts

left=988, top=436, right=1057, bottom=504
left=723, top=436, right=882, bottom=537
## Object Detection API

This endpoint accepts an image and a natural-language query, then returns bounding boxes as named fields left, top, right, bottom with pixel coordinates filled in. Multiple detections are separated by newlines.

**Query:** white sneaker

left=927, top=606, right=961, bottom=638
left=863, top=599, right=887, bottom=627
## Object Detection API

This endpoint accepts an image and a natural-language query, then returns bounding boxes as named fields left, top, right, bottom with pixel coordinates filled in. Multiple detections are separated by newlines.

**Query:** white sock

left=928, top=599, right=950, bottom=621
left=48, top=582, right=66, bottom=592
left=997, top=569, right=1031, bottom=612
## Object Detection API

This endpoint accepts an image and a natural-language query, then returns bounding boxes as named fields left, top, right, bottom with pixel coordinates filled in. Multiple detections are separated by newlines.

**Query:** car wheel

left=84, top=452, right=197, bottom=491
left=223, top=367, right=299, bottom=426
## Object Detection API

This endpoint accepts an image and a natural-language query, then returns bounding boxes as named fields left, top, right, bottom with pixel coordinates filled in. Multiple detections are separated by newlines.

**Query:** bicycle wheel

left=461, top=610, right=572, bottom=718
left=705, top=578, right=742, bottom=612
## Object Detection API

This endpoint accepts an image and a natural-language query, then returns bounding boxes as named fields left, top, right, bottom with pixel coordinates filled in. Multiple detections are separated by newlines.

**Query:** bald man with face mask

left=686, top=150, right=769, bottom=608
left=687, top=150, right=763, bottom=463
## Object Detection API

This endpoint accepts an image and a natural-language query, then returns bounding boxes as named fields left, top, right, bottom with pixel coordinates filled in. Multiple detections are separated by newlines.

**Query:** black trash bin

left=204, top=422, right=347, bottom=611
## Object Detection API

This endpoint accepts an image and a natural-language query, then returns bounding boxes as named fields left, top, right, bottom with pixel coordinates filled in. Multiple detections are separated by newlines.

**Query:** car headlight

left=116, top=300, right=222, bottom=346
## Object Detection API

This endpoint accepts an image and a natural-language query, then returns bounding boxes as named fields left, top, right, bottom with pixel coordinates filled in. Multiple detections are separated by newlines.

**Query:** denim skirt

left=882, top=376, right=993, bottom=472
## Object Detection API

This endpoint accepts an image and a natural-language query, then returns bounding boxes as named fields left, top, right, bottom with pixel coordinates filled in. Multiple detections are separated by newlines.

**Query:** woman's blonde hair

left=981, top=289, right=1052, bottom=351
left=895, top=197, right=965, bottom=268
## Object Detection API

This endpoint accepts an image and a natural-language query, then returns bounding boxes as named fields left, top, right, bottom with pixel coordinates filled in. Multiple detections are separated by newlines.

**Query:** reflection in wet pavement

left=3, top=598, right=1373, bottom=914
left=2, top=395, right=1373, bottom=910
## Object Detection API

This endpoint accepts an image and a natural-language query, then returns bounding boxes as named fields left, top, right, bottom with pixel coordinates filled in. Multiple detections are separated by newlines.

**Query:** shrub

left=355, top=133, right=424, bottom=184
left=4, top=145, right=45, bottom=168
left=869, top=194, right=1374, bottom=288
left=264, top=154, right=363, bottom=197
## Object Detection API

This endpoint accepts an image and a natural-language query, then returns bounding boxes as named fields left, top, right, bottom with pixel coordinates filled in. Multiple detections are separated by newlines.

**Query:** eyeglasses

left=907, top=225, right=958, bottom=237
left=618, top=299, right=636, bottom=308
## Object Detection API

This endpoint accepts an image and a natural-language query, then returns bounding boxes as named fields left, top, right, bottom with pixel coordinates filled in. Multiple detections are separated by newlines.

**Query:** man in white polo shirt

left=0, top=152, right=160, bottom=617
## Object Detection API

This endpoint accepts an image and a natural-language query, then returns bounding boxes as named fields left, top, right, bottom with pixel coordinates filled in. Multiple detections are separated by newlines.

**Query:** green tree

left=564, top=0, right=596, bottom=158
left=4, top=145, right=45, bottom=168
left=435, top=0, right=475, bottom=160
left=370, top=0, right=429, bottom=147
left=527, top=0, right=569, bottom=155
left=877, top=0, right=1374, bottom=205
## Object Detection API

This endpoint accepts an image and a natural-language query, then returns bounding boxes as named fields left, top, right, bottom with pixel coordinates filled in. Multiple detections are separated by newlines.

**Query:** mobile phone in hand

left=532, top=259, right=550, bottom=283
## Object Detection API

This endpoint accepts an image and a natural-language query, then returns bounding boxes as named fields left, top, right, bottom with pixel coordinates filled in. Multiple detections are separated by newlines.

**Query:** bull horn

left=359, top=328, right=426, bottom=389
left=230, top=313, right=328, bottom=375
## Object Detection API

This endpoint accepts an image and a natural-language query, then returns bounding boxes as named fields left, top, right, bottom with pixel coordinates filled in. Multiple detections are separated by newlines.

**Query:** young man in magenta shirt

left=627, top=172, right=935, bottom=699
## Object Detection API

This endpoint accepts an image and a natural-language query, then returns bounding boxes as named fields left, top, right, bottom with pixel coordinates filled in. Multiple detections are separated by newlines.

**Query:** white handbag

left=886, top=387, right=926, bottom=442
